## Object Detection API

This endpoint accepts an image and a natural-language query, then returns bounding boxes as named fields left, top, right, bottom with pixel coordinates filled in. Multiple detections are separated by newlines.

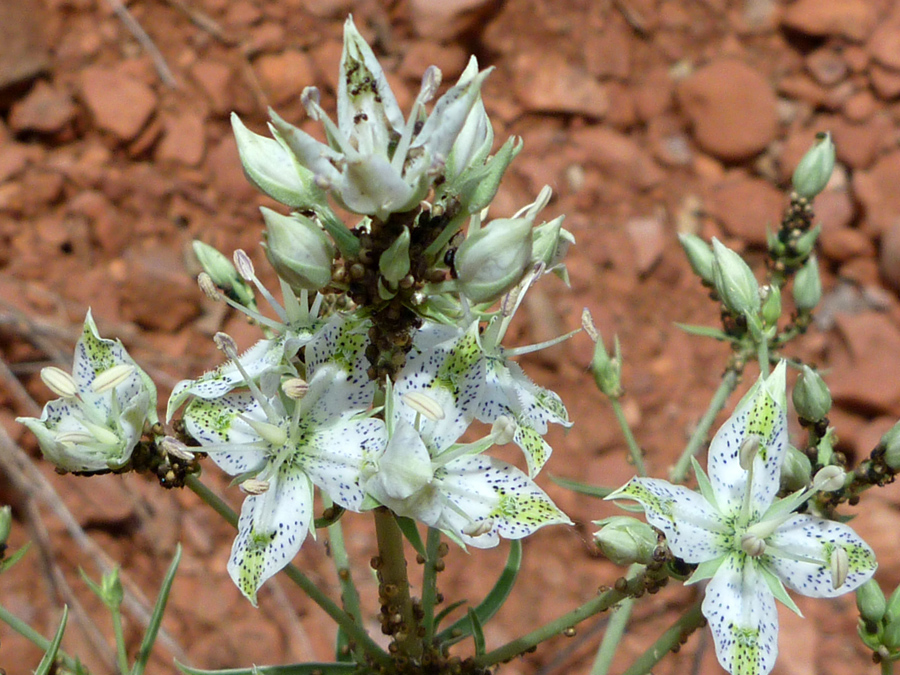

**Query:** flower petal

left=702, top=554, right=778, bottom=675
left=606, top=478, right=729, bottom=564
left=227, top=464, right=314, bottom=605
left=304, top=315, right=373, bottom=410
left=766, top=513, right=877, bottom=598
left=183, top=393, right=268, bottom=475
left=368, top=418, right=434, bottom=500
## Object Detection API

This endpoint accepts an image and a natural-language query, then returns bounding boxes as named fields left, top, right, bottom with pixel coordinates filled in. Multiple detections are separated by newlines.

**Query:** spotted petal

left=305, top=315, right=373, bottom=410
left=703, top=554, right=778, bottom=675
left=606, top=478, right=730, bottom=564
left=227, top=464, right=314, bottom=606
left=765, top=513, right=877, bottom=598
left=708, top=362, right=787, bottom=517
left=183, top=392, right=268, bottom=476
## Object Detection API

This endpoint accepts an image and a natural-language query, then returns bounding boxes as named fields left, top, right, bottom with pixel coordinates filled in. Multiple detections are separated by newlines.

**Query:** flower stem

left=882, top=657, right=895, bottom=675
left=670, top=369, right=740, bottom=483
left=323, top=494, right=363, bottom=628
left=111, top=604, right=130, bottom=674
left=0, top=603, right=79, bottom=671
left=184, top=474, right=390, bottom=667
left=421, top=527, right=442, bottom=645
left=610, top=398, right=646, bottom=476
left=589, top=596, right=634, bottom=675
left=620, top=601, right=705, bottom=675
left=373, top=507, right=422, bottom=660
left=473, top=568, right=648, bottom=667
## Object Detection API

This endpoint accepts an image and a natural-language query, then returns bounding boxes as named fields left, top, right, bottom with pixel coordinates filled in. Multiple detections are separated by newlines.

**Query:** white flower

left=607, top=362, right=877, bottom=675
left=269, top=17, right=491, bottom=221
left=183, top=363, right=385, bottom=604
left=17, top=310, right=157, bottom=473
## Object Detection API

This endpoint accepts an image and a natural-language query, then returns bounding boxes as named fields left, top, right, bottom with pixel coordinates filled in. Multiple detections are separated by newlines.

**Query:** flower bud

left=532, top=216, right=574, bottom=271
left=455, top=216, right=533, bottom=304
left=591, top=333, right=623, bottom=398
left=793, top=225, right=821, bottom=260
left=760, top=285, right=782, bottom=327
left=711, top=238, right=760, bottom=317
left=593, top=516, right=657, bottom=566
left=857, top=579, right=887, bottom=626
left=793, top=365, right=832, bottom=423
left=379, top=226, right=411, bottom=286
left=813, top=465, right=846, bottom=492
left=882, top=421, right=900, bottom=471
left=261, top=207, right=335, bottom=291
left=792, top=255, right=821, bottom=312
left=678, top=233, right=715, bottom=285
left=0, top=505, right=11, bottom=548
left=792, top=132, right=835, bottom=200
left=192, top=241, right=255, bottom=308
left=885, top=584, right=900, bottom=625
left=780, top=445, right=812, bottom=492
left=884, top=617, right=900, bottom=651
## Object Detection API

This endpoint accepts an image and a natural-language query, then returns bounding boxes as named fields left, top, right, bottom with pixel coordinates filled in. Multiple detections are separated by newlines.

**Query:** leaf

left=0, top=542, right=31, bottom=573
left=34, top=606, right=68, bottom=675
left=433, top=599, right=468, bottom=629
left=467, top=608, right=486, bottom=656
left=176, top=663, right=359, bottom=675
left=133, top=545, right=182, bottom=675
left=674, top=323, right=734, bottom=341
left=395, top=516, right=426, bottom=559
left=549, top=475, right=615, bottom=498
left=436, top=540, right=522, bottom=646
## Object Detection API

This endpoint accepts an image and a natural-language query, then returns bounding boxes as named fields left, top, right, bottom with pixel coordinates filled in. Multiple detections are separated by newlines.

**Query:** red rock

left=843, top=45, right=870, bottom=73
left=0, top=0, right=47, bottom=95
left=399, top=42, right=469, bottom=81
left=513, top=52, right=608, bottom=119
left=677, top=59, right=779, bottom=161
left=806, top=48, right=847, bottom=87
left=207, top=135, right=257, bottom=202
left=634, top=66, right=674, bottom=121
left=79, top=66, right=157, bottom=142
left=840, top=256, right=881, bottom=287
left=255, top=50, right=315, bottom=106
left=410, top=0, right=498, bottom=39
left=605, top=82, right=638, bottom=129
left=781, top=0, right=877, bottom=42
left=777, top=73, right=828, bottom=107
left=842, top=89, right=876, bottom=122
left=853, top=149, right=900, bottom=237
left=119, top=245, right=202, bottom=332
left=309, top=40, right=343, bottom=92
left=820, top=226, right=873, bottom=264
left=189, top=616, right=285, bottom=668
left=626, top=215, right=666, bottom=275
left=827, top=113, right=890, bottom=170
left=829, top=312, right=900, bottom=413
left=8, top=81, right=76, bottom=134
left=706, top=174, right=783, bottom=247
left=569, top=126, right=663, bottom=190
left=0, top=142, right=35, bottom=183
left=584, top=21, right=632, bottom=80
left=190, top=60, right=233, bottom=115
left=301, top=0, right=354, bottom=17
left=879, top=220, right=900, bottom=292
left=870, top=63, right=900, bottom=99
left=68, top=190, right=130, bottom=255
left=868, top=23, right=900, bottom=70
left=157, top=111, right=207, bottom=166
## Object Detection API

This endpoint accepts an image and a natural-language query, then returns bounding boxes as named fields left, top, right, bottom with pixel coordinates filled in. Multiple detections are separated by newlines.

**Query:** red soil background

left=2, top=0, right=900, bottom=673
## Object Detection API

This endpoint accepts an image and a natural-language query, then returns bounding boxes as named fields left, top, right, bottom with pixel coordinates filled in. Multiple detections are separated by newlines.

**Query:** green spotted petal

left=766, top=514, right=877, bottom=598
left=304, top=315, right=372, bottom=410
left=512, top=423, right=552, bottom=478
left=703, top=554, right=778, bottom=675
left=183, top=393, right=268, bottom=475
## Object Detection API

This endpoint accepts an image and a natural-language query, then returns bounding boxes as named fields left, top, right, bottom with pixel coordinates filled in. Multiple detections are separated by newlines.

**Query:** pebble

left=870, top=64, right=900, bottom=100
left=513, top=52, right=609, bottom=119
left=399, top=42, right=469, bottom=81
left=879, top=220, right=900, bottom=293
left=79, top=66, right=157, bottom=142
left=255, top=49, right=315, bottom=105
left=706, top=174, right=783, bottom=246
left=625, top=215, right=666, bottom=276
left=190, top=59, right=234, bottom=115
left=867, top=23, right=900, bottom=71
left=677, top=58, right=779, bottom=161
left=569, top=126, right=663, bottom=190
left=409, top=0, right=497, bottom=39
left=0, top=0, right=47, bottom=94
left=853, top=149, right=900, bottom=237
left=829, top=312, right=900, bottom=414
left=8, top=81, right=76, bottom=134
left=157, top=111, right=207, bottom=166
left=119, top=245, right=203, bottom=332
left=806, top=47, right=847, bottom=87
left=0, top=142, right=36, bottom=183
left=781, top=0, right=876, bottom=42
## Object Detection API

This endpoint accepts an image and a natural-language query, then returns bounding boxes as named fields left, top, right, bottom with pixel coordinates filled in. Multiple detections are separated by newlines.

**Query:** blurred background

left=1, top=0, right=900, bottom=673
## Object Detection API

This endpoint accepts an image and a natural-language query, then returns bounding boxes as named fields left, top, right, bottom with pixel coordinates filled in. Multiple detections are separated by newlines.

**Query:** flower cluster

left=606, top=363, right=877, bottom=675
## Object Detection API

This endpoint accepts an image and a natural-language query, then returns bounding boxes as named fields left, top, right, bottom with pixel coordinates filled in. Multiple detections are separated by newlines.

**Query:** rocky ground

left=2, top=0, right=900, bottom=673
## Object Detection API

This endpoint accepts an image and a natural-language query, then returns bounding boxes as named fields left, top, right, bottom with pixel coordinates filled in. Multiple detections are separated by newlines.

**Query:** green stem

left=882, top=657, right=894, bottom=675
left=184, top=475, right=390, bottom=667
left=373, top=507, right=421, bottom=660
left=620, top=601, right=705, bottom=675
left=110, top=605, right=130, bottom=674
left=757, top=335, right=770, bottom=377
left=421, top=527, right=442, bottom=645
left=670, top=369, right=740, bottom=483
left=610, top=398, right=646, bottom=476
left=473, top=569, right=647, bottom=668
left=589, top=596, right=634, bottom=675
left=0, top=603, right=79, bottom=672
left=323, top=495, right=362, bottom=627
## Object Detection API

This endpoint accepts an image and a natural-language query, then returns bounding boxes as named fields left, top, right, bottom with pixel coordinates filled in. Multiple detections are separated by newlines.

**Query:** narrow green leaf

left=175, top=662, right=359, bottom=675
left=395, top=516, right=426, bottom=558
left=549, top=475, right=615, bottom=498
left=467, top=608, right=486, bottom=656
left=334, top=626, right=352, bottom=663
left=132, top=544, right=182, bottom=675
left=674, top=323, right=734, bottom=341
left=434, top=599, right=468, bottom=629
left=0, top=542, right=30, bottom=573
left=436, top=540, right=522, bottom=645
left=35, top=606, right=68, bottom=675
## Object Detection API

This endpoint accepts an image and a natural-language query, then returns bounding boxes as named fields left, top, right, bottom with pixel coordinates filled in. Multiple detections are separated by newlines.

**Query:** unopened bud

left=90, top=364, right=135, bottom=394
left=793, top=225, right=821, bottom=260
left=40, top=367, right=78, bottom=399
left=884, top=617, right=900, bottom=651
left=593, top=516, right=657, bottom=566
left=711, top=238, right=760, bottom=317
left=880, top=421, right=900, bottom=471
left=792, top=255, right=822, bottom=312
left=281, top=377, right=309, bottom=400
left=792, top=132, right=835, bottom=200
left=261, top=208, right=335, bottom=291
left=379, top=226, right=411, bottom=286
left=491, top=416, right=516, bottom=446
left=831, top=546, right=849, bottom=590
left=760, top=285, right=782, bottom=327
left=781, top=445, right=812, bottom=492
left=455, top=216, right=533, bottom=304
left=0, top=505, right=11, bottom=547
left=532, top=216, right=574, bottom=272
left=193, top=240, right=238, bottom=288
left=590, top=333, right=622, bottom=398
left=885, top=584, right=900, bottom=625
left=857, top=578, right=887, bottom=626
left=813, top=465, right=846, bottom=492
left=793, top=365, right=832, bottom=422
left=678, top=233, right=715, bottom=285
left=401, top=392, right=445, bottom=422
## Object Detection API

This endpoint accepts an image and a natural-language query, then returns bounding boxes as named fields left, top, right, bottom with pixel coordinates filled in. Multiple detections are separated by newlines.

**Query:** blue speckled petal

left=227, top=465, right=314, bottom=605
left=766, top=514, right=877, bottom=598
left=304, top=315, right=373, bottom=410
left=183, top=393, right=268, bottom=475
left=606, top=478, right=729, bottom=564
left=702, top=554, right=778, bottom=675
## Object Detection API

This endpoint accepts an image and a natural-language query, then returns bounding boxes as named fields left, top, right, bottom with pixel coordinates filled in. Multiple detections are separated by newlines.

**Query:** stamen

left=41, top=367, right=78, bottom=399
left=198, top=272, right=222, bottom=301
left=234, top=249, right=287, bottom=322
left=402, top=392, right=445, bottom=422
left=56, top=430, right=96, bottom=445
left=491, top=416, right=516, bottom=446
left=241, top=478, right=271, bottom=495
left=160, top=436, right=195, bottom=461
left=581, top=309, right=599, bottom=342
left=79, top=420, right=120, bottom=446
left=462, top=519, right=494, bottom=537
left=831, top=547, right=849, bottom=589
left=740, top=532, right=766, bottom=557
left=282, top=377, right=309, bottom=400
left=739, top=435, right=761, bottom=471
left=214, top=332, right=280, bottom=422
left=90, top=364, right=135, bottom=394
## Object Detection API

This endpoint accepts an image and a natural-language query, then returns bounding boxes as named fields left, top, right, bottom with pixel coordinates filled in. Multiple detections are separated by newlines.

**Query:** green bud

left=678, top=233, right=715, bottom=285
left=885, top=584, right=900, bottom=625
left=881, top=421, right=900, bottom=471
left=793, top=225, right=821, bottom=260
left=101, top=567, right=124, bottom=608
left=0, top=506, right=10, bottom=548
left=857, top=579, right=887, bottom=627
left=760, top=285, right=782, bottom=327
left=593, top=516, right=657, bottom=566
left=532, top=216, right=574, bottom=274
left=780, top=445, right=812, bottom=492
left=793, top=365, right=832, bottom=422
left=591, top=333, right=623, bottom=398
left=792, top=132, right=835, bottom=200
left=792, top=254, right=822, bottom=312
left=711, top=238, right=760, bottom=317
left=192, top=241, right=255, bottom=307
left=260, top=207, right=335, bottom=291
left=884, top=617, right=900, bottom=651
left=455, top=216, right=533, bottom=304
left=379, top=226, right=411, bottom=286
